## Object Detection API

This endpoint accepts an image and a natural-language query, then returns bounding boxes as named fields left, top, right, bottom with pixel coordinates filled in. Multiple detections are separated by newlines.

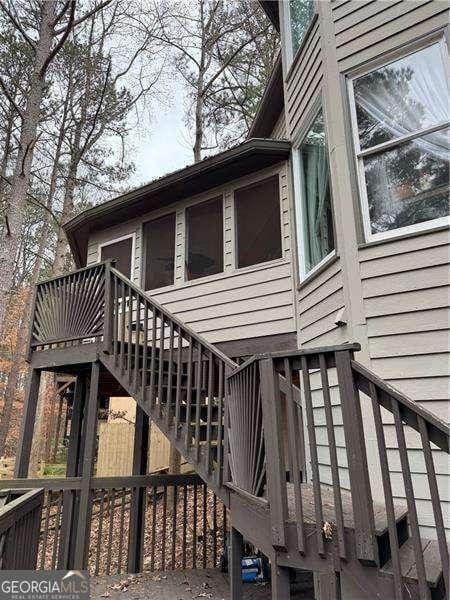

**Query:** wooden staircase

left=24, top=261, right=449, bottom=599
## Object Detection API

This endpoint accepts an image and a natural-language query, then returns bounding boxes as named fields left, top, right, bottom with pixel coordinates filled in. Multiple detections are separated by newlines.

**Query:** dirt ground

left=90, top=568, right=315, bottom=599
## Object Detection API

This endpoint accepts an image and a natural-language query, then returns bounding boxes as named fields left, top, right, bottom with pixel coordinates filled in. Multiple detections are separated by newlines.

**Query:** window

left=350, top=42, right=450, bottom=240
left=186, top=197, right=223, bottom=281
left=100, top=237, right=133, bottom=279
left=295, top=109, right=335, bottom=277
left=143, top=213, right=175, bottom=290
left=235, top=175, right=282, bottom=269
left=289, top=0, right=314, bottom=55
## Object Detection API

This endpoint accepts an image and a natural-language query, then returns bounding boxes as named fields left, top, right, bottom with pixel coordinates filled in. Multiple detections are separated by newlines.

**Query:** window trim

left=292, top=103, right=337, bottom=282
left=347, top=37, right=450, bottom=243
left=97, top=232, right=136, bottom=281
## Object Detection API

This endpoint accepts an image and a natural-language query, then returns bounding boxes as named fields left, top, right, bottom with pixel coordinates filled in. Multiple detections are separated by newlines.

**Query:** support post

left=335, top=351, right=377, bottom=565
left=259, top=358, right=288, bottom=550
left=314, top=571, right=340, bottom=600
left=127, top=404, right=149, bottom=573
left=58, top=374, right=86, bottom=569
left=73, top=363, right=100, bottom=569
left=271, top=561, right=291, bottom=600
left=230, top=526, right=243, bottom=600
left=103, top=260, right=114, bottom=355
left=14, top=369, right=42, bottom=478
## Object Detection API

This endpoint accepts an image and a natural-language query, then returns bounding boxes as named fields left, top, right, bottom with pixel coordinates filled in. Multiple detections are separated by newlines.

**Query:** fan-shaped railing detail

left=226, top=358, right=266, bottom=498
left=30, top=263, right=106, bottom=349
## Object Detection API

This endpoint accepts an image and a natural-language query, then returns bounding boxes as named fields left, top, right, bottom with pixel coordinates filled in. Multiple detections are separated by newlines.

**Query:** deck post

left=14, top=368, right=42, bottom=478
left=127, top=404, right=150, bottom=573
left=271, top=561, right=291, bottom=600
left=335, top=350, right=378, bottom=565
left=73, top=362, right=100, bottom=569
left=103, top=260, right=114, bottom=355
left=259, top=357, right=288, bottom=551
left=58, top=374, right=86, bottom=568
left=230, top=526, right=243, bottom=600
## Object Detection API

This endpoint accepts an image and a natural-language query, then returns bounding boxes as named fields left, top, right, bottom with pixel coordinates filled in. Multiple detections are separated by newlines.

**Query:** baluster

left=149, top=310, right=158, bottom=409
left=171, top=484, right=178, bottom=570
left=120, top=281, right=126, bottom=375
left=301, top=355, right=325, bottom=557
left=185, top=339, right=194, bottom=450
left=393, top=400, right=430, bottom=598
left=284, top=357, right=306, bottom=555
left=216, top=362, right=224, bottom=486
left=133, top=298, right=141, bottom=392
left=95, top=490, right=106, bottom=575
left=194, top=343, right=202, bottom=462
left=106, top=489, right=115, bottom=575
left=418, top=415, right=449, bottom=596
left=127, top=287, right=134, bottom=383
left=174, top=327, right=183, bottom=437
left=205, top=352, right=214, bottom=473
left=370, top=383, right=402, bottom=600
left=103, top=262, right=113, bottom=354
left=212, top=493, right=217, bottom=567
left=202, top=484, right=207, bottom=569
left=51, top=491, right=63, bottom=569
left=319, top=353, right=346, bottom=560
left=117, top=488, right=127, bottom=574
left=182, top=484, right=188, bottom=570
left=165, top=321, right=175, bottom=429
left=113, top=275, right=119, bottom=364
left=150, top=486, right=157, bottom=571
left=157, top=316, right=165, bottom=418
left=161, top=484, right=167, bottom=571
left=141, top=301, right=148, bottom=403
left=192, top=482, right=197, bottom=569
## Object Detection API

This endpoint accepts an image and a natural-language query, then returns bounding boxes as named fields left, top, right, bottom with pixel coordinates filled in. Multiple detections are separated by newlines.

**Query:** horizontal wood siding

left=87, top=163, right=297, bottom=347
left=285, top=18, right=323, bottom=140
left=332, top=0, right=449, bottom=71
left=360, top=229, right=450, bottom=538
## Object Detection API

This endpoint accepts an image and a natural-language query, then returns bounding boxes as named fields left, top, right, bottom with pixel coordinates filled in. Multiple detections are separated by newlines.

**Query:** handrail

left=109, top=266, right=236, bottom=369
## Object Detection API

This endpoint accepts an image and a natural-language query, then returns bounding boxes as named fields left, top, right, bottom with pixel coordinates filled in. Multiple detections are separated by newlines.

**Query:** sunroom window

left=295, top=109, right=335, bottom=278
left=350, top=42, right=450, bottom=240
left=100, top=237, right=133, bottom=279
left=186, top=197, right=223, bottom=281
left=143, top=213, right=175, bottom=290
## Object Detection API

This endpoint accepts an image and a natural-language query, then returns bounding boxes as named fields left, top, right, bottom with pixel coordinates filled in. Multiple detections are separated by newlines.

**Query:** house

left=4, top=1, right=449, bottom=599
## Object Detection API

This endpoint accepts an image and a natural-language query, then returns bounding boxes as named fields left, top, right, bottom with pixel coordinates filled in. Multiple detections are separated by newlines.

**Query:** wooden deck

left=90, top=569, right=314, bottom=599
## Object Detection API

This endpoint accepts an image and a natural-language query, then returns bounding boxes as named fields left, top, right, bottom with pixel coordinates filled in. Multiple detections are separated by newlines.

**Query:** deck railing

left=226, top=346, right=449, bottom=600
left=2, top=474, right=227, bottom=574
left=0, top=488, right=44, bottom=569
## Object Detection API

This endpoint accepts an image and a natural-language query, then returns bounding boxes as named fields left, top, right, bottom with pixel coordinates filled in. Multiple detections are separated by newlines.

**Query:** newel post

left=102, top=260, right=114, bottom=355
left=335, top=350, right=378, bottom=565
left=259, top=357, right=288, bottom=551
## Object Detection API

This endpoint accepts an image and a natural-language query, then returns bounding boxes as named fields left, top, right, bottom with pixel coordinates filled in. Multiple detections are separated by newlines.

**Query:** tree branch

left=53, top=0, right=113, bottom=35
left=40, top=1, right=76, bottom=76
left=0, top=1, right=36, bottom=51
left=0, top=77, right=23, bottom=119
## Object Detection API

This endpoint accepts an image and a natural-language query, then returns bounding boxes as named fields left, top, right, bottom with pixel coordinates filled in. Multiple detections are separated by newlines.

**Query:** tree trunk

left=0, top=1, right=56, bottom=337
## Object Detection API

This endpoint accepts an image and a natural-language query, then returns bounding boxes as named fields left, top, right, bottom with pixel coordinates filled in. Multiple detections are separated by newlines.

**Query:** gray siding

left=271, top=110, right=287, bottom=139
left=285, top=17, right=323, bottom=140
left=360, top=229, right=450, bottom=538
left=87, top=163, right=297, bottom=347
left=332, top=0, right=449, bottom=71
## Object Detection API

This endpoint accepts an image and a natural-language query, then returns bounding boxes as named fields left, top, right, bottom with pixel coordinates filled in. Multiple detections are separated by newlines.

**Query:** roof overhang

left=65, top=138, right=291, bottom=267
left=259, top=1, right=280, bottom=32
left=248, top=55, right=283, bottom=139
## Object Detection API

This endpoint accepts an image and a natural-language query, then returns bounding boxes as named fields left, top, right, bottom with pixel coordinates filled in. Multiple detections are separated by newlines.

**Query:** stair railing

left=103, top=264, right=237, bottom=487
left=227, top=346, right=449, bottom=600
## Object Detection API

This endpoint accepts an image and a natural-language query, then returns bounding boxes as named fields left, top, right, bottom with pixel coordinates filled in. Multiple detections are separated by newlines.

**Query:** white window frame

left=98, top=232, right=136, bottom=281
left=292, top=106, right=336, bottom=282
left=347, top=38, right=450, bottom=243
left=280, top=0, right=317, bottom=71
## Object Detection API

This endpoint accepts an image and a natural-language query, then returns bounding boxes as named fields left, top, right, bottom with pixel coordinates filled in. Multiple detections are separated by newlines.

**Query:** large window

left=186, top=197, right=223, bottom=281
left=349, top=42, right=450, bottom=240
left=295, top=109, right=335, bottom=278
left=100, top=236, right=133, bottom=279
left=143, top=213, right=175, bottom=290
left=235, top=175, right=282, bottom=269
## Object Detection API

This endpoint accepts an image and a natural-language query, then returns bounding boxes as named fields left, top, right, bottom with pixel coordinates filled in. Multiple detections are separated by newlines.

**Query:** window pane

left=100, top=238, right=132, bottom=279
left=354, top=44, right=449, bottom=149
left=364, top=128, right=450, bottom=234
left=235, top=175, right=282, bottom=269
left=143, top=214, right=175, bottom=290
left=297, top=111, right=335, bottom=274
left=186, top=197, right=223, bottom=281
left=290, top=0, right=314, bottom=55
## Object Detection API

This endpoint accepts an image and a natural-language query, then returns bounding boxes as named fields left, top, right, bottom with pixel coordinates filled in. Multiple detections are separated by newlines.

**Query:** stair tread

left=285, top=483, right=407, bottom=535
left=381, top=538, right=447, bottom=587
